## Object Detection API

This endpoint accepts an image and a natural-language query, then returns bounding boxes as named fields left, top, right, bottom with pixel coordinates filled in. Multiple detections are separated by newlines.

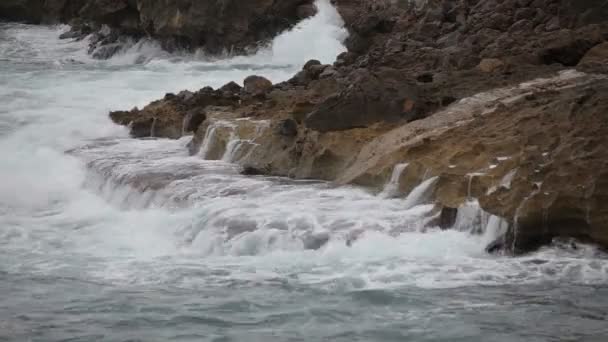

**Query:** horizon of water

left=1, top=1, right=608, bottom=341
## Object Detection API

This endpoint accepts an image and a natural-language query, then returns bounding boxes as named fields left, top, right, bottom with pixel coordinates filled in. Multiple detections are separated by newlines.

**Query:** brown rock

left=243, top=76, right=273, bottom=97
left=305, top=68, right=420, bottom=132
left=577, top=42, right=608, bottom=74
left=296, top=3, right=317, bottom=19
left=277, top=119, right=298, bottom=137
left=220, top=81, right=242, bottom=94
left=478, top=58, right=505, bottom=73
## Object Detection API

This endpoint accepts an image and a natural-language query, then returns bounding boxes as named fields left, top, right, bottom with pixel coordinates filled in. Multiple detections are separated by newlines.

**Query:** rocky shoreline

left=5, top=0, right=608, bottom=254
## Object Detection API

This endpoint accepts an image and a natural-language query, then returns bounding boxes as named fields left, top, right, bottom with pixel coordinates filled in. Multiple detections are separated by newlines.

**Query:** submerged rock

left=485, top=235, right=507, bottom=254
left=91, top=43, right=123, bottom=60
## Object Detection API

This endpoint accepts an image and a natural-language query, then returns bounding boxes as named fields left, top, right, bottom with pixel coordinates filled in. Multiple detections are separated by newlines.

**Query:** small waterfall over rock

left=403, top=176, right=438, bottom=209
left=447, top=199, right=509, bottom=246
left=483, top=214, right=509, bottom=245
left=197, top=118, right=271, bottom=164
left=379, top=163, right=409, bottom=198
left=198, top=120, right=235, bottom=160
left=453, top=200, right=491, bottom=234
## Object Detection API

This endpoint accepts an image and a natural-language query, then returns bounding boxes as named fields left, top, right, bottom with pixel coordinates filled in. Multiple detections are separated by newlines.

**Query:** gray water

left=1, top=4, right=608, bottom=341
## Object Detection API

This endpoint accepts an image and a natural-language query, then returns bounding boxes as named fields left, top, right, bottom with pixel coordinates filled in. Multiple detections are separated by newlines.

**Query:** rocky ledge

left=108, top=0, right=608, bottom=254
left=0, top=0, right=317, bottom=57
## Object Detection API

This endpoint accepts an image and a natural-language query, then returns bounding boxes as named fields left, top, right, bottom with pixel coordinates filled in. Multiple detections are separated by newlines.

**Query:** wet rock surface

left=105, top=0, right=608, bottom=254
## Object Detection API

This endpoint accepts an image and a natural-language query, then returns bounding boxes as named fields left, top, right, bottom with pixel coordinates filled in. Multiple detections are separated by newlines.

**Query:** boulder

left=577, top=42, right=608, bottom=74
left=243, top=75, right=273, bottom=97
left=303, top=59, right=321, bottom=70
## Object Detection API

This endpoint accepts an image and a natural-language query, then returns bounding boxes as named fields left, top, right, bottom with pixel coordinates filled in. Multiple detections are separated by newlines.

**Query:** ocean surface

left=1, top=1, right=608, bottom=341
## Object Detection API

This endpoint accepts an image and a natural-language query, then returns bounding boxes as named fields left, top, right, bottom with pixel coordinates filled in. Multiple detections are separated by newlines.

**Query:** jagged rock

left=243, top=76, right=273, bottom=97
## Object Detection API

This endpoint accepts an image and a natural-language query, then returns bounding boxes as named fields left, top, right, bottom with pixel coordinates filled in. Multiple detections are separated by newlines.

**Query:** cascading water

left=1, top=1, right=608, bottom=341
left=379, top=163, right=409, bottom=198
left=403, top=176, right=439, bottom=209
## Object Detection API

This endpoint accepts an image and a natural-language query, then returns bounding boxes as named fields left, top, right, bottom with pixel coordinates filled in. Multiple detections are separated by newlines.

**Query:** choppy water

left=1, top=2, right=608, bottom=341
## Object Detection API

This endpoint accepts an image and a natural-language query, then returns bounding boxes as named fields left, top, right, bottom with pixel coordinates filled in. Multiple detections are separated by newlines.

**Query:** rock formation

left=1, top=0, right=316, bottom=57
left=93, top=0, right=608, bottom=254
